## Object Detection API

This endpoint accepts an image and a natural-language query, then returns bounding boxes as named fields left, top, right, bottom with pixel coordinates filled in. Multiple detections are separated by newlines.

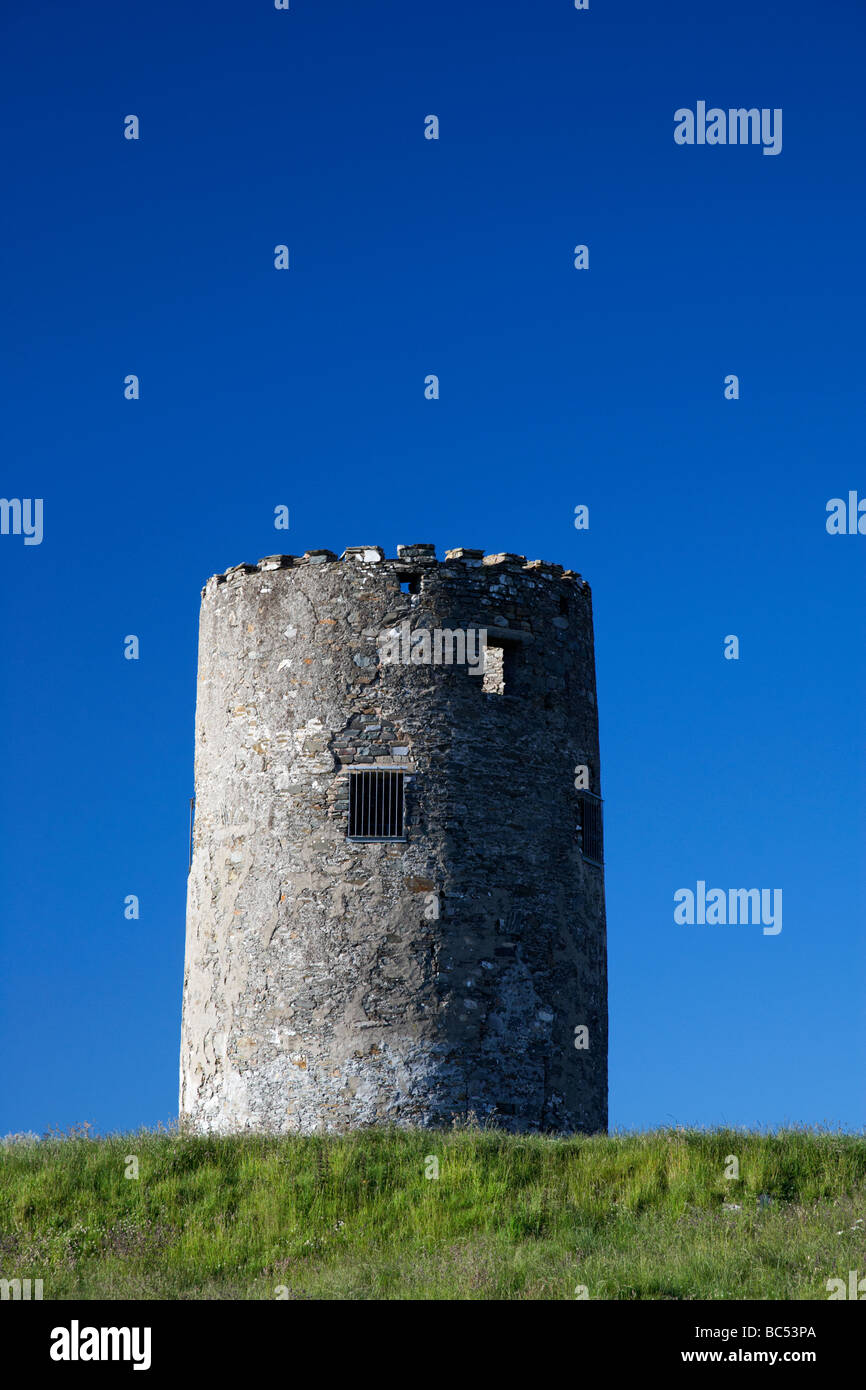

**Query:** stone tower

left=180, top=544, right=607, bottom=1134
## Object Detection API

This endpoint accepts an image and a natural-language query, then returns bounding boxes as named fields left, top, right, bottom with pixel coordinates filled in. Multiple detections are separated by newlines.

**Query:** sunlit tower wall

left=180, top=543, right=607, bottom=1134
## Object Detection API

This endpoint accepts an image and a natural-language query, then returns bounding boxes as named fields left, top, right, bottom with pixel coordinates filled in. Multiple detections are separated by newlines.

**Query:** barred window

left=578, top=792, right=603, bottom=866
left=348, top=768, right=405, bottom=840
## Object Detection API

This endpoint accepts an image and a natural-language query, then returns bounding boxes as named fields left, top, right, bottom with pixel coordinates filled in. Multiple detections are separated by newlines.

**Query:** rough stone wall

left=180, top=543, right=607, bottom=1134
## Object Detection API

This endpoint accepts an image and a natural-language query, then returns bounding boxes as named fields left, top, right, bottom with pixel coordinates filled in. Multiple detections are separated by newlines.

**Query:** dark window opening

left=483, top=639, right=519, bottom=695
left=559, top=594, right=569, bottom=616
left=348, top=768, right=405, bottom=840
left=577, top=792, right=603, bottom=866
left=401, top=574, right=421, bottom=595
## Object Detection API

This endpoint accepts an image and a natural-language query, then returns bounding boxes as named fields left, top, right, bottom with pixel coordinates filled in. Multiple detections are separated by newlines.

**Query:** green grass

left=1, top=1126, right=864, bottom=1299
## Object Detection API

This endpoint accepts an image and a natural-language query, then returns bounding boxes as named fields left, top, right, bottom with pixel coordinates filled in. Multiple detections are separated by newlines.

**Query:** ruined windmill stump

left=180, top=543, right=607, bottom=1134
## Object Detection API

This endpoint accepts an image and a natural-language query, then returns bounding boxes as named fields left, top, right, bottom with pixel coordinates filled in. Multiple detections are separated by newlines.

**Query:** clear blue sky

left=1, top=0, right=863, bottom=1136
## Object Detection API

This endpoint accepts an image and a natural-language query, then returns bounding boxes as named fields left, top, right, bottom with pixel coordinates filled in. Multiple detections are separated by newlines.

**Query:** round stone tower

left=180, top=543, right=607, bottom=1134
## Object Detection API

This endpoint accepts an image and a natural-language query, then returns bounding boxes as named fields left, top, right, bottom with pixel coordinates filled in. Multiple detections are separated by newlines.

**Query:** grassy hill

left=1, top=1126, right=864, bottom=1300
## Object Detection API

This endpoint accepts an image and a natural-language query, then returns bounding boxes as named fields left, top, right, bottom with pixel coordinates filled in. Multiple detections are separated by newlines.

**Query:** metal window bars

left=348, top=768, right=406, bottom=841
left=578, top=791, right=603, bottom=866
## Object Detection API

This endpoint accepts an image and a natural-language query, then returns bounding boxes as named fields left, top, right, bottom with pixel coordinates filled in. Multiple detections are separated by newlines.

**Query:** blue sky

left=1, top=0, right=864, bottom=1136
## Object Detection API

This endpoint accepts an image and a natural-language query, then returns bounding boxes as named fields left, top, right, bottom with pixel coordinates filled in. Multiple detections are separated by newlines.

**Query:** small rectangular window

left=482, top=640, right=519, bottom=695
left=401, top=574, right=421, bottom=594
left=578, top=792, right=603, bottom=865
left=348, top=768, right=405, bottom=840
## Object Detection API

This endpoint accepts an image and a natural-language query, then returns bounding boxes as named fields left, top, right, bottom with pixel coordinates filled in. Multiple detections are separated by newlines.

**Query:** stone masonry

left=179, top=543, right=607, bottom=1134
